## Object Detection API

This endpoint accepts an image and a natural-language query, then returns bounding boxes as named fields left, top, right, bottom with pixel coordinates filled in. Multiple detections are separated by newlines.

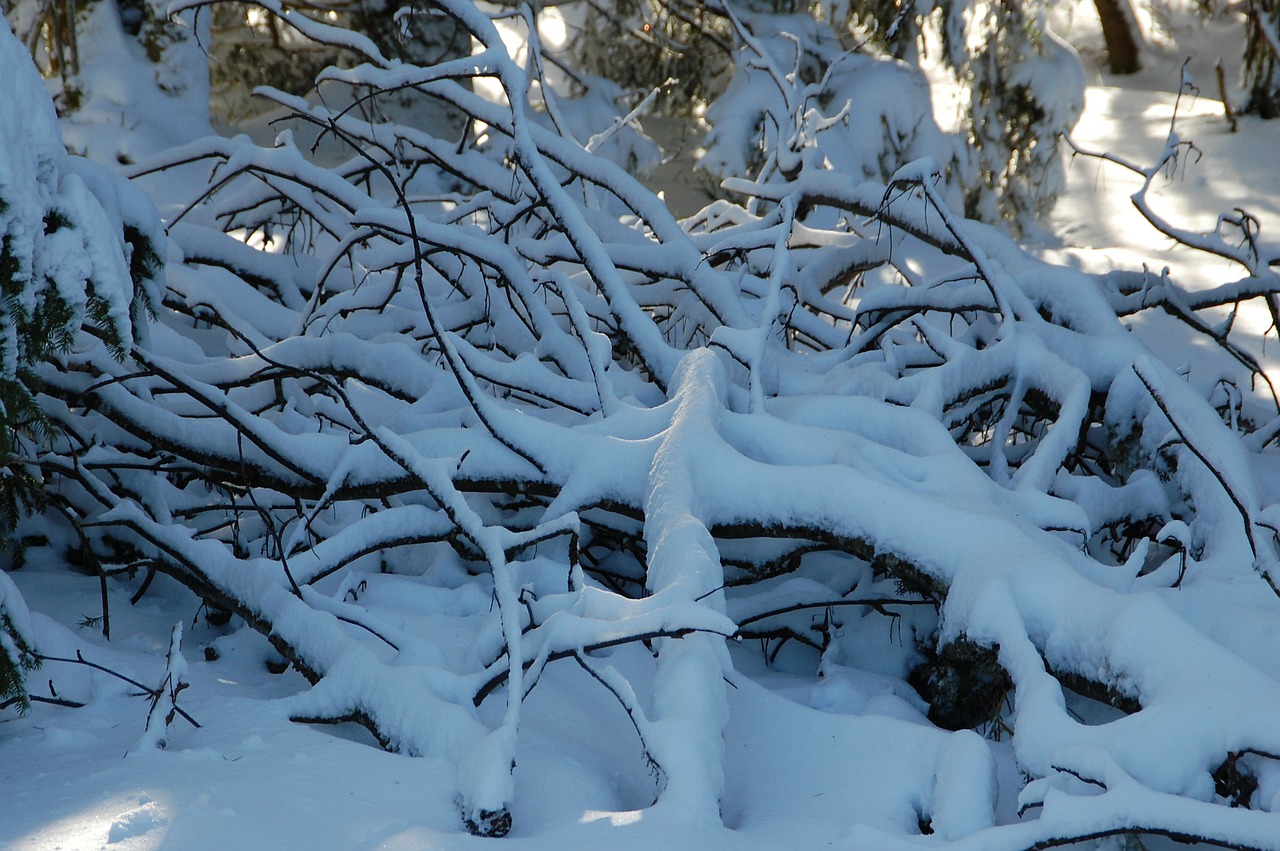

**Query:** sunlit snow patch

left=11, top=796, right=169, bottom=850
left=580, top=809, right=645, bottom=827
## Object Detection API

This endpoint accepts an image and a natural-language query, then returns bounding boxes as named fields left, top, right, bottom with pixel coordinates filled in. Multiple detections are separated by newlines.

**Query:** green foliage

left=566, top=1, right=1081, bottom=227
left=0, top=18, right=162, bottom=542
left=0, top=20, right=163, bottom=712
left=0, top=208, right=136, bottom=538
left=209, top=0, right=471, bottom=129
left=958, top=1, right=1079, bottom=225
left=573, top=0, right=737, bottom=112
left=0, top=588, right=38, bottom=715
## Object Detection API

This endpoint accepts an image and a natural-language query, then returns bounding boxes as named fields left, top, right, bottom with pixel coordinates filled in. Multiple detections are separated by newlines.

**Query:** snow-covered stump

left=641, top=350, right=733, bottom=824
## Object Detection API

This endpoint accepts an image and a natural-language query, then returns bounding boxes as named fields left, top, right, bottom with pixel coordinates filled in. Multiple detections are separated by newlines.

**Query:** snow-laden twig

left=131, top=621, right=195, bottom=753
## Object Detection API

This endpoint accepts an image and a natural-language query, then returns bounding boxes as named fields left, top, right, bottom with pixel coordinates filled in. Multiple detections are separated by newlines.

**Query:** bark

left=1094, top=0, right=1142, bottom=74
left=1245, top=1, right=1280, bottom=118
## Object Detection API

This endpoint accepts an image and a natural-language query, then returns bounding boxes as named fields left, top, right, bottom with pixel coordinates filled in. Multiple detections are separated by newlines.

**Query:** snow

left=6, top=1, right=1280, bottom=849
left=57, top=0, right=212, bottom=163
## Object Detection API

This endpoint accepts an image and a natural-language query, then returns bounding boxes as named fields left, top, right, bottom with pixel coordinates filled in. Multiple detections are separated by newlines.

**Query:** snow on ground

left=1046, top=82, right=1280, bottom=425
left=1043, top=8, right=1280, bottom=449
left=6, top=12, right=1280, bottom=851
left=1048, top=3, right=1280, bottom=287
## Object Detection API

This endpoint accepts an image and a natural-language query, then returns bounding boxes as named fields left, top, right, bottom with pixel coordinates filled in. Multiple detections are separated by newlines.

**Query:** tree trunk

left=1094, top=0, right=1143, bottom=74
left=1245, top=1, right=1280, bottom=118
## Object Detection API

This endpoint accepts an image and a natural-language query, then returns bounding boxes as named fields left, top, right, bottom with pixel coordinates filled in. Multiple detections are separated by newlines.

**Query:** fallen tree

left=7, top=1, right=1280, bottom=845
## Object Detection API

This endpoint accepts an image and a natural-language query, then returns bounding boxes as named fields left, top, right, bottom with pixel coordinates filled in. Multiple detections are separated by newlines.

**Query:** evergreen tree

left=0, top=16, right=161, bottom=709
left=571, top=0, right=1084, bottom=229
left=209, top=0, right=472, bottom=135
left=4, top=0, right=210, bottom=160
left=0, top=569, right=36, bottom=713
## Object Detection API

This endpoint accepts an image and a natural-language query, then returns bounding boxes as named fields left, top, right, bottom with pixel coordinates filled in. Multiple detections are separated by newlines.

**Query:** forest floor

left=4, top=14, right=1280, bottom=851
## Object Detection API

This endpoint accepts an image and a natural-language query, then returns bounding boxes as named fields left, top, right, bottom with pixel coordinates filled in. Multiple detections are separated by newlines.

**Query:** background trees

left=3, top=0, right=1280, bottom=848
left=573, top=0, right=1086, bottom=226
left=1093, top=0, right=1143, bottom=73
left=1245, top=0, right=1280, bottom=116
